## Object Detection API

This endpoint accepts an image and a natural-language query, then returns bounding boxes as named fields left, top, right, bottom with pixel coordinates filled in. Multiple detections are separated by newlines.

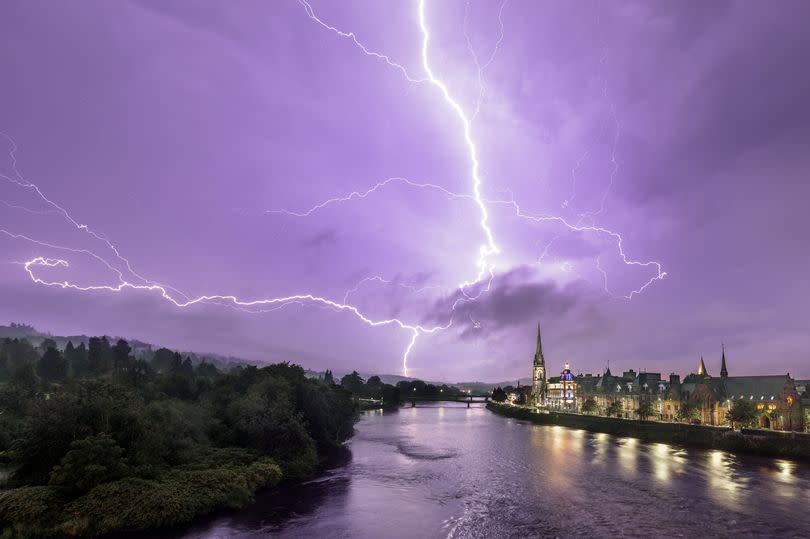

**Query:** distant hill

left=0, top=323, right=250, bottom=371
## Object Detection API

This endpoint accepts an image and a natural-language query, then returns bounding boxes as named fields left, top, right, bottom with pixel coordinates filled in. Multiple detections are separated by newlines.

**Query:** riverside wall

left=487, top=402, right=810, bottom=461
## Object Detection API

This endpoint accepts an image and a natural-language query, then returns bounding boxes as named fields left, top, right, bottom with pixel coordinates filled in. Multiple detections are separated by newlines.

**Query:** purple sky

left=1, top=0, right=809, bottom=382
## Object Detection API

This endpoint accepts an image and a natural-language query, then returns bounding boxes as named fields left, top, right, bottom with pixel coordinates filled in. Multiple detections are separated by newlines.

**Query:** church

left=529, top=325, right=809, bottom=431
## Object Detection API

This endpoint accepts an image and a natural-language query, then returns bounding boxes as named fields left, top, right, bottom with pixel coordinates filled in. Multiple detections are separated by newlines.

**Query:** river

left=179, top=403, right=810, bottom=538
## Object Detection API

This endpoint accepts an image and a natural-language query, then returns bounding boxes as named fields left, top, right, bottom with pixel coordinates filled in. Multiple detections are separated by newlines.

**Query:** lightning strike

left=3, top=1, right=668, bottom=378
left=297, top=0, right=427, bottom=84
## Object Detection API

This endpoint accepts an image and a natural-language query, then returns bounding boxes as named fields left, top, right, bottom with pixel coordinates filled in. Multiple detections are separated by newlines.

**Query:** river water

left=179, top=403, right=810, bottom=538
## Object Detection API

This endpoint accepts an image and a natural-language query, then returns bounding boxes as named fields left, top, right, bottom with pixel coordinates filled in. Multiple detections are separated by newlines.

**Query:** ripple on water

left=396, top=440, right=458, bottom=461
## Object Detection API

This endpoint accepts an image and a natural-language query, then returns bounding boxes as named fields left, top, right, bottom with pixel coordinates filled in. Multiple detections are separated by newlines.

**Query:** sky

left=1, top=0, right=809, bottom=382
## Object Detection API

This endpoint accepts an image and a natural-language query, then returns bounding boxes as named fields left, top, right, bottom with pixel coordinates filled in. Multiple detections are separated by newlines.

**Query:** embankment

left=487, top=402, right=810, bottom=461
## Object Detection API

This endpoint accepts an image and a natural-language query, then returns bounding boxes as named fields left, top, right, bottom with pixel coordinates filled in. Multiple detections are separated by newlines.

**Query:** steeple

left=697, top=355, right=709, bottom=377
left=534, top=323, right=545, bottom=367
left=720, top=343, right=728, bottom=378
left=531, top=323, right=547, bottom=407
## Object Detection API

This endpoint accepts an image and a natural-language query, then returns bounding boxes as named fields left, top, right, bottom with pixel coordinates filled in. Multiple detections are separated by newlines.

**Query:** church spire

left=697, top=355, right=708, bottom=377
left=534, top=323, right=545, bottom=367
left=720, top=343, right=728, bottom=378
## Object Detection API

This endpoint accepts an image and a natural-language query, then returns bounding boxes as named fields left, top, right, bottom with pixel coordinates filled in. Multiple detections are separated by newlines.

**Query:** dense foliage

left=605, top=400, right=624, bottom=417
left=0, top=336, right=356, bottom=537
left=395, top=379, right=465, bottom=399
left=726, top=399, right=758, bottom=428
left=676, top=401, right=701, bottom=422
left=580, top=398, right=598, bottom=414
left=635, top=401, right=654, bottom=420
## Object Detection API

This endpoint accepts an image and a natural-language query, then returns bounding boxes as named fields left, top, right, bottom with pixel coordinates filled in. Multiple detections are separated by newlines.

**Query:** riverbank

left=487, top=402, right=810, bottom=461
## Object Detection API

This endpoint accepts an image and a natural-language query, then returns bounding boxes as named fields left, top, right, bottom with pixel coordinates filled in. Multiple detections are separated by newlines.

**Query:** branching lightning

left=2, top=0, right=667, bottom=377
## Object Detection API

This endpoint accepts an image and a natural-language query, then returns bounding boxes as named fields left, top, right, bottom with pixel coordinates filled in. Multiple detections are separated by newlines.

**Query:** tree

left=676, top=401, right=701, bottom=423
left=9, top=359, right=39, bottom=393
left=152, top=347, right=176, bottom=372
left=636, top=401, right=655, bottom=420
left=581, top=398, right=598, bottom=415
left=67, top=341, right=90, bottom=377
left=366, top=375, right=382, bottom=388
left=323, top=369, right=334, bottom=385
left=49, top=433, right=128, bottom=494
left=726, top=399, right=757, bottom=428
left=340, top=371, right=365, bottom=393
left=491, top=387, right=507, bottom=402
left=381, top=384, right=400, bottom=406
left=112, top=339, right=132, bottom=375
left=88, top=336, right=112, bottom=374
left=0, top=340, right=10, bottom=382
left=38, top=338, right=57, bottom=353
left=37, top=346, right=67, bottom=384
left=605, top=400, right=623, bottom=418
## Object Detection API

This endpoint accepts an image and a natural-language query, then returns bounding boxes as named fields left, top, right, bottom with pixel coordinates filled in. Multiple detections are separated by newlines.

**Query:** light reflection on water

left=178, top=404, right=810, bottom=539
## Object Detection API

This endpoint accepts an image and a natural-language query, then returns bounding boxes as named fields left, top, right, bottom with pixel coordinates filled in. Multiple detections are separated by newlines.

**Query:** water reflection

left=177, top=406, right=810, bottom=539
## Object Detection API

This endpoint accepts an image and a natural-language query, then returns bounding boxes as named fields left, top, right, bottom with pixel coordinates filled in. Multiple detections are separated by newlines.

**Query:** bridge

left=407, top=395, right=489, bottom=408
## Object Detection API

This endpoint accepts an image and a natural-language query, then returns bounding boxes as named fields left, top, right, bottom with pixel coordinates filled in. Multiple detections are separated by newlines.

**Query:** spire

left=534, top=323, right=545, bottom=367
left=720, top=343, right=728, bottom=378
left=697, top=355, right=708, bottom=377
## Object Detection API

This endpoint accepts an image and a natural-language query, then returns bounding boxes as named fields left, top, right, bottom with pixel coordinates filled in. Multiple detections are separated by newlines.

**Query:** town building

left=527, top=325, right=809, bottom=431
left=547, top=363, right=576, bottom=411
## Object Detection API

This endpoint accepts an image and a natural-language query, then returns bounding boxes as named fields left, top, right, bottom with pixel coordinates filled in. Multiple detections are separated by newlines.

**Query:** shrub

left=59, top=460, right=282, bottom=536
left=0, top=485, right=64, bottom=537
left=49, top=434, right=128, bottom=495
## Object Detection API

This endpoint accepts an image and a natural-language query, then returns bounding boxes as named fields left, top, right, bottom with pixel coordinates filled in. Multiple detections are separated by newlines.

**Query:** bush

left=605, top=401, right=623, bottom=417
left=60, top=460, right=281, bottom=536
left=0, top=485, right=64, bottom=537
left=49, top=434, right=128, bottom=495
left=726, top=399, right=758, bottom=428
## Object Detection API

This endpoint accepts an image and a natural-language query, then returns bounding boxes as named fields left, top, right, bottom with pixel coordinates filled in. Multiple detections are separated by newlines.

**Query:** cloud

left=302, top=228, right=339, bottom=249
left=424, top=266, right=591, bottom=340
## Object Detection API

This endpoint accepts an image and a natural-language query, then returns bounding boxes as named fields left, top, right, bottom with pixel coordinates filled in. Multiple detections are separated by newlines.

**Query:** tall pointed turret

left=720, top=344, right=728, bottom=378
left=697, top=355, right=709, bottom=377
left=531, top=324, right=547, bottom=407
left=534, top=323, right=545, bottom=367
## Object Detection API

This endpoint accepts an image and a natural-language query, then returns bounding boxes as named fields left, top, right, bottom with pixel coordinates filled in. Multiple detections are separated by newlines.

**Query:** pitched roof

left=718, top=375, right=789, bottom=401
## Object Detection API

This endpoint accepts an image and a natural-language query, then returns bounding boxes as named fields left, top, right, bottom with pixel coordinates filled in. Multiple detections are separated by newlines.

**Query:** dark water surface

left=179, top=403, right=810, bottom=538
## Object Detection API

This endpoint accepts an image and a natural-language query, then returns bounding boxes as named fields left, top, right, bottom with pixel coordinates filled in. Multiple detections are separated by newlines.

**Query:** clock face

left=787, top=395, right=794, bottom=407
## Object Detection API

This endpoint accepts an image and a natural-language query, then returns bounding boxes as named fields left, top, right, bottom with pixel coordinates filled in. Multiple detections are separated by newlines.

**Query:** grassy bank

left=487, top=402, right=810, bottom=461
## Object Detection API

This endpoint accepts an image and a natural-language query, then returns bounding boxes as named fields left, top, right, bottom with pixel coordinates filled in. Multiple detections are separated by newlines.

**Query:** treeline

left=0, top=336, right=356, bottom=537
left=331, top=370, right=466, bottom=405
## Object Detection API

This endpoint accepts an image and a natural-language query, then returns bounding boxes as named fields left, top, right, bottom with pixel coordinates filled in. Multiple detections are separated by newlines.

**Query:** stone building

left=527, top=332, right=807, bottom=431
left=547, top=363, right=577, bottom=411
left=680, top=347, right=803, bottom=429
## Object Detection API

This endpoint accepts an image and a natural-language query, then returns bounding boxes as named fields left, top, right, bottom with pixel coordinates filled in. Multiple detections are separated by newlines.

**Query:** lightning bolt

left=418, top=0, right=500, bottom=290
left=2, top=0, right=667, bottom=378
